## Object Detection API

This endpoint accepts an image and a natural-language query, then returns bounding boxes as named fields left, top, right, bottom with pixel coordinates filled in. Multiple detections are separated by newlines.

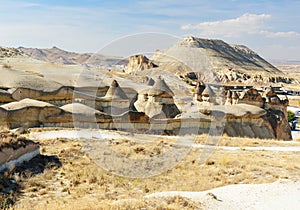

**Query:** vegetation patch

left=5, top=134, right=300, bottom=209
left=0, top=132, right=36, bottom=151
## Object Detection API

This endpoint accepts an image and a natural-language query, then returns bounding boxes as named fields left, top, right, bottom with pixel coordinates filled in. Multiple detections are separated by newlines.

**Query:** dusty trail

left=30, top=129, right=300, bottom=152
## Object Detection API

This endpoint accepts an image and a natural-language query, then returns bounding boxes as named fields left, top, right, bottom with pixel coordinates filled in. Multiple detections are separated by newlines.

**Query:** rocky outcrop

left=0, top=70, right=292, bottom=141
left=99, top=80, right=130, bottom=115
left=0, top=47, right=24, bottom=58
left=134, top=77, right=180, bottom=118
left=61, top=103, right=112, bottom=124
left=194, top=82, right=217, bottom=106
left=238, top=88, right=264, bottom=107
left=125, top=55, right=158, bottom=74
left=0, top=99, right=63, bottom=129
left=0, top=132, right=40, bottom=171
left=218, top=69, right=293, bottom=84
left=103, top=80, right=128, bottom=100
left=0, top=89, right=15, bottom=104
left=192, top=81, right=292, bottom=140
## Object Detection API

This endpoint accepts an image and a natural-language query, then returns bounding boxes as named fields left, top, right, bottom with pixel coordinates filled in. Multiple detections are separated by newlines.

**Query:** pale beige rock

left=238, top=88, right=263, bottom=107
left=134, top=77, right=180, bottom=118
left=125, top=54, right=157, bottom=74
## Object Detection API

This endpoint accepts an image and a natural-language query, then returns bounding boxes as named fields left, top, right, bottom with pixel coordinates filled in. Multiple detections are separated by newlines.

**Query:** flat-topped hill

left=150, top=36, right=289, bottom=84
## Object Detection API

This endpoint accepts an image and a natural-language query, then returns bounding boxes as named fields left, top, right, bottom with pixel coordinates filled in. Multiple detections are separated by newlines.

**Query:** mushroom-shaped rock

left=262, top=87, right=277, bottom=98
left=199, top=85, right=216, bottom=104
left=232, top=91, right=239, bottom=99
left=262, top=87, right=281, bottom=104
left=201, top=85, right=214, bottom=97
left=134, top=77, right=180, bottom=118
left=147, top=77, right=155, bottom=86
left=226, top=90, right=232, bottom=98
left=104, top=80, right=128, bottom=100
left=148, top=76, right=174, bottom=97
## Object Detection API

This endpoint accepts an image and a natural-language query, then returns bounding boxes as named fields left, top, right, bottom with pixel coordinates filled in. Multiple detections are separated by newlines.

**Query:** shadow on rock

left=0, top=154, right=61, bottom=209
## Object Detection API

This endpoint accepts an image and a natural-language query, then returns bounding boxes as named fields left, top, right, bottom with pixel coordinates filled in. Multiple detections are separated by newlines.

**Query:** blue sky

left=0, top=0, right=300, bottom=60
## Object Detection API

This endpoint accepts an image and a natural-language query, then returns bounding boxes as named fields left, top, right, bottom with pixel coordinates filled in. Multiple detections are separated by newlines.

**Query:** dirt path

left=146, top=179, right=300, bottom=210
left=30, top=129, right=300, bottom=152
left=292, top=130, right=300, bottom=140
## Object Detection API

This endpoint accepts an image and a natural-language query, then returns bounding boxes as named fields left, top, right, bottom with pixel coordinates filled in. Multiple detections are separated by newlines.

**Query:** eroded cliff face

left=263, top=105, right=292, bottom=140
left=0, top=78, right=293, bottom=140
left=125, top=55, right=158, bottom=74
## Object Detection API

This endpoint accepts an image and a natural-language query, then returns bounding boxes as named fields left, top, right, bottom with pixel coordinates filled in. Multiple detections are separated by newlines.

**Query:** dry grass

left=108, top=138, right=176, bottom=158
left=3, top=133, right=299, bottom=210
left=0, top=131, right=34, bottom=150
left=288, top=99, right=300, bottom=107
left=194, top=134, right=300, bottom=147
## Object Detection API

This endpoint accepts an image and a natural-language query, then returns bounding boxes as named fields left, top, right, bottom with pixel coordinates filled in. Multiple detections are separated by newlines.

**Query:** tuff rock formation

left=100, top=80, right=130, bottom=115
left=125, top=55, right=158, bottom=74
left=134, top=76, right=180, bottom=118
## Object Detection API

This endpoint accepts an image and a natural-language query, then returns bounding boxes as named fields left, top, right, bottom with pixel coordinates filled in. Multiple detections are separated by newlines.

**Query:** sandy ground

left=28, top=129, right=300, bottom=209
left=292, top=130, right=300, bottom=140
left=29, top=129, right=300, bottom=152
left=146, top=179, right=300, bottom=210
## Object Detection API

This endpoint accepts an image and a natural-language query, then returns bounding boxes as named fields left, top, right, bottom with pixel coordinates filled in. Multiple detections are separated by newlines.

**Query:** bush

left=287, top=110, right=296, bottom=122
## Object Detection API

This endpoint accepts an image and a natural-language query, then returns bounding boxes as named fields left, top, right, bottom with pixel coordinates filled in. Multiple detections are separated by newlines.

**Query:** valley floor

left=3, top=128, right=300, bottom=209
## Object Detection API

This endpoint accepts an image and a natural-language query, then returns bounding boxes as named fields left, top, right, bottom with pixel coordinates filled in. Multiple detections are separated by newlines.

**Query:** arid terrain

left=1, top=129, right=300, bottom=209
left=0, top=36, right=300, bottom=209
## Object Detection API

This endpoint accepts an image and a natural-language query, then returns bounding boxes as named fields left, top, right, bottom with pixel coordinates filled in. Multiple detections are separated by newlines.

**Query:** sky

left=0, top=0, right=300, bottom=61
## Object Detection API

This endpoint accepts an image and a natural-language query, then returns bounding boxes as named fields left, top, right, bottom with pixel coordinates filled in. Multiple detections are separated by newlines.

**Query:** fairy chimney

left=134, top=76, right=180, bottom=118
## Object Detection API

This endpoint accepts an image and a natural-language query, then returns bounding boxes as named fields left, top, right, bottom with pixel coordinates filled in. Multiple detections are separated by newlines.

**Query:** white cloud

left=181, top=13, right=300, bottom=39
left=0, top=0, right=40, bottom=9
left=181, top=13, right=271, bottom=37
left=259, top=30, right=300, bottom=38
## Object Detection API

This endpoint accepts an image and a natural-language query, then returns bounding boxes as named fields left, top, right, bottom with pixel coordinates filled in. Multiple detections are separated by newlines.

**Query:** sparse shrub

left=287, top=110, right=296, bottom=122
left=88, top=175, right=97, bottom=184
left=205, top=160, right=215, bottom=165
left=0, top=194, right=14, bottom=209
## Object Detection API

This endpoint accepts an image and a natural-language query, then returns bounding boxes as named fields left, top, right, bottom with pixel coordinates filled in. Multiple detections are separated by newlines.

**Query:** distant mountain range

left=18, top=46, right=128, bottom=66
left=268, top=59, right=300, bottom=65
left=1, top=36, right=297, bottom=85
